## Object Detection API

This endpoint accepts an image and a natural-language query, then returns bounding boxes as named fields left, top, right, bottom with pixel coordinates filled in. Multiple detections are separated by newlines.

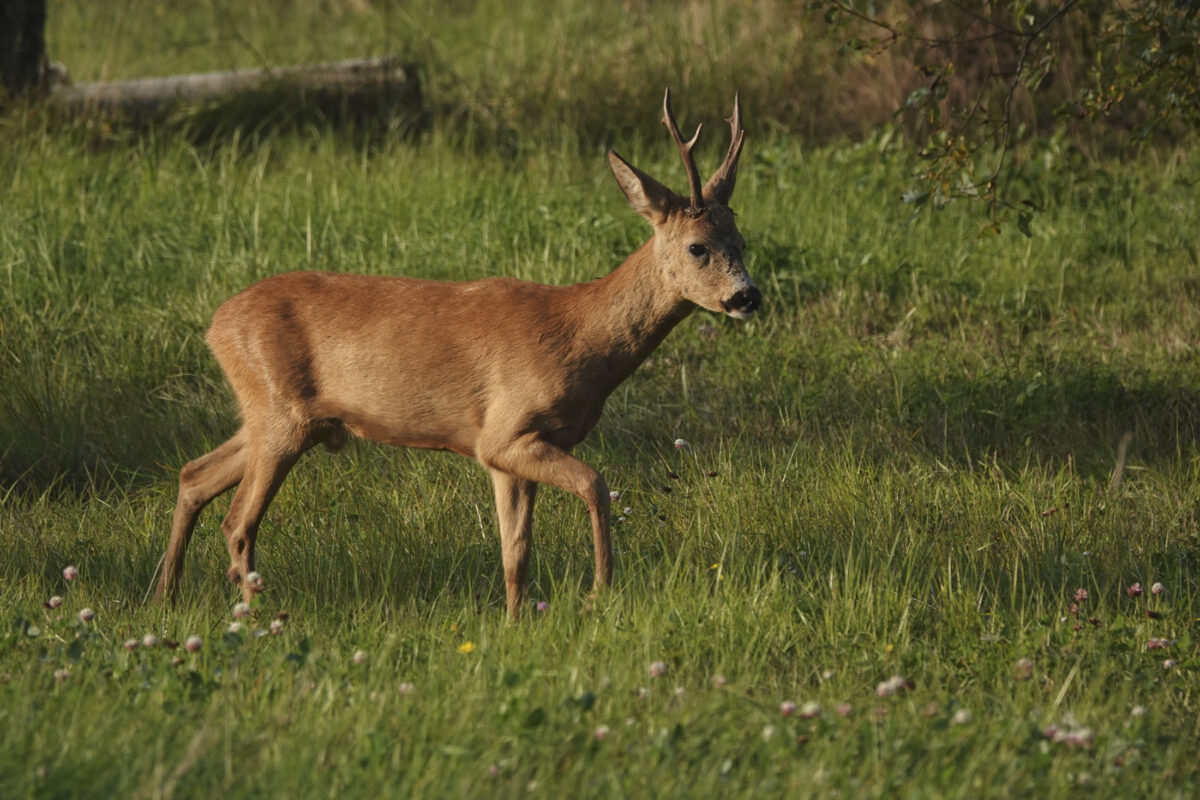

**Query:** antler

left=662, top=88, right=704, bottom=216
left=702, top=91, right=744, bottom=206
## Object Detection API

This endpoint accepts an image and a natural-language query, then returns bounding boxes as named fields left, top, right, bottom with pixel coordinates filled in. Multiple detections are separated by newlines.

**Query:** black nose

left=724, top=285, right=762, bottom=314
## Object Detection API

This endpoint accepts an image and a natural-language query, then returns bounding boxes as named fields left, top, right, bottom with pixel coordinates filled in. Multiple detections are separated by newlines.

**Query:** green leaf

left=67, top=639, right=84, bottom=661
left=1018, top=211, right=1033, bottom=238
left=905, top=87, right=931, bottom=108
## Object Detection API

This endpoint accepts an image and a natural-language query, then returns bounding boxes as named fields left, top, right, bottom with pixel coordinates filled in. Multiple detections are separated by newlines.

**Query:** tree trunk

left=0, top=0, right=48, bottom=98
left=53, top=56, right=420, bottom=118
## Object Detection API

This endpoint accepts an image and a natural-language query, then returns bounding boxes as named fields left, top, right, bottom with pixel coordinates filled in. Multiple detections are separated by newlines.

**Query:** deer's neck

left=559, top=238, right=694, bottom=392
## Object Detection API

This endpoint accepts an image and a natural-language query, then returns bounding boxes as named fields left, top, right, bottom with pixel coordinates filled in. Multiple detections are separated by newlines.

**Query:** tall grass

left=2, top=2, right=1199, bottom=797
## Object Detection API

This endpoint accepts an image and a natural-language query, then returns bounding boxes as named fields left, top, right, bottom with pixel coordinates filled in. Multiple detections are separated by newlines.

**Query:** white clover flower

left=875, top=675, right=908, bottom=697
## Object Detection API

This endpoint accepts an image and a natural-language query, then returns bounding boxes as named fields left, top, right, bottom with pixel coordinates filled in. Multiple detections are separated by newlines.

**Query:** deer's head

left=608, top=90, right=761, bottom=319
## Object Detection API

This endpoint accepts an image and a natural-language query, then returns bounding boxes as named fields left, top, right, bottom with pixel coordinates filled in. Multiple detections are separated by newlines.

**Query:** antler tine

left=662, top=88, right=704, bottom=215
left=703, top=91, right=745, bottom=206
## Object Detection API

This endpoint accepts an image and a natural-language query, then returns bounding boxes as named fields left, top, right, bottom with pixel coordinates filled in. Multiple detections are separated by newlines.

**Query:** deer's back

left=204, top=271, right=596, bottom=455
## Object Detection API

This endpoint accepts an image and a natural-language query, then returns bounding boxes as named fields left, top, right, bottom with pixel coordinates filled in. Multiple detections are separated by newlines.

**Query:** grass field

left=3, top=2, right=1200, bottom=798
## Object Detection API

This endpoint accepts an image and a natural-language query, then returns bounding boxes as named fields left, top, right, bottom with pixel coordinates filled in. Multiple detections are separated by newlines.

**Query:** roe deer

left=155, top=89, right=761, bottom=618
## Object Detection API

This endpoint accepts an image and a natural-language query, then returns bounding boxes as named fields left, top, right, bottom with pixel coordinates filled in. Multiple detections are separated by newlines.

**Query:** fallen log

left=52, top=55, right=421, bottom=119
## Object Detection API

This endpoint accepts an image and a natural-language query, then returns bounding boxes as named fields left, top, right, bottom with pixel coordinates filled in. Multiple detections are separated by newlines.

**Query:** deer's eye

left=688, top=243, right=707, bottom=258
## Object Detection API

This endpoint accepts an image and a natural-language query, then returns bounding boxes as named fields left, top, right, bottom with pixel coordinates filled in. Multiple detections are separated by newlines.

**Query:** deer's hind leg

left=219, top=433, right=307, bottom=605
left=156, top=428, right=250, bottom=603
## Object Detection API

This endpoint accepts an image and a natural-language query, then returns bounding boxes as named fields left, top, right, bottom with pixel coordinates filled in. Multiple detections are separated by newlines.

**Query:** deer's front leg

left=488, top=469, right=538, bottom=619
left=478, top=434, right=612, bottom=601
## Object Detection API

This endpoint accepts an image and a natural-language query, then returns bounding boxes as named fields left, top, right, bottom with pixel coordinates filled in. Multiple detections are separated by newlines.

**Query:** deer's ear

left=608, top=150, right=677, bottom=226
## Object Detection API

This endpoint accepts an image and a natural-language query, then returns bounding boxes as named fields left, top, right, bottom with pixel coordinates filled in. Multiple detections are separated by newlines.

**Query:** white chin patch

left=725, top=308, right=754, bottom=320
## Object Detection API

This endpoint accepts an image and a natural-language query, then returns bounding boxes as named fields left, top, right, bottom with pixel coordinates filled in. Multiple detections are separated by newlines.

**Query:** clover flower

left=875, top=676, right=909, bottom=697
left=62, top=565, right=79, bottom=581
left=1062, top=728, right=1094, bottom=748
left=184, top=635, right=203, bottom=653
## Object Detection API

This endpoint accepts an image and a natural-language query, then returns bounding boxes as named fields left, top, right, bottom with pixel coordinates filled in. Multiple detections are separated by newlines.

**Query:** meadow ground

left=2, top=2, right=1200, bottom=798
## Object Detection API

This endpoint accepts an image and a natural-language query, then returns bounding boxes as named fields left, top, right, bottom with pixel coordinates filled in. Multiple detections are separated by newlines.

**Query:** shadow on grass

left=897, top=364, right=1200, bottom=477
left=5, top=358, right=1200, bottom=501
